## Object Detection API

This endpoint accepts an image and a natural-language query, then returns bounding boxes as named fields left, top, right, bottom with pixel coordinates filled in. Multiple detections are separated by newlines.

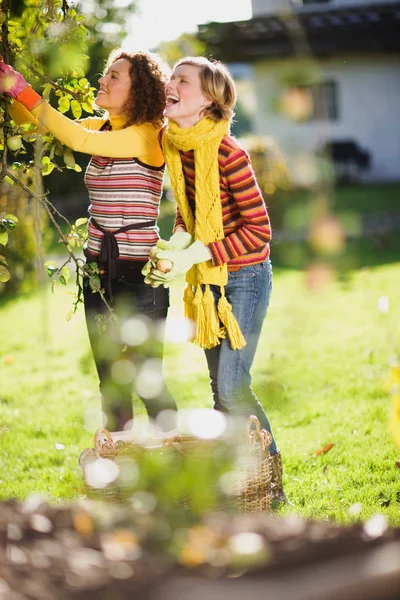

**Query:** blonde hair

left=174, top=56, right=237, bottom=123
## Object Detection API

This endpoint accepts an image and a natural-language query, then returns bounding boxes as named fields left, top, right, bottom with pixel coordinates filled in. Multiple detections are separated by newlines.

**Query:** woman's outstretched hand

left=0, top=59, right=30, bottom=98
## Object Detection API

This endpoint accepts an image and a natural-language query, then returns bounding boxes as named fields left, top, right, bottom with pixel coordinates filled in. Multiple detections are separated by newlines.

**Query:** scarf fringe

left=192, top=286, right=206, bottom=348
left=183, top=283, right=246, bottom=350
left=183, top=285, right=196, bottom=322
left=202, top=285, right=225, bottom=347
left=193, top=285, right=221, bottom=349
left=217, top=288, right=247, bottom=351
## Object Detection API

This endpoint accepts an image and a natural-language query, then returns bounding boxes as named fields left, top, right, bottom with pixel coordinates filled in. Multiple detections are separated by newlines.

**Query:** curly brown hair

left=104, top=49, right=169, bottom=129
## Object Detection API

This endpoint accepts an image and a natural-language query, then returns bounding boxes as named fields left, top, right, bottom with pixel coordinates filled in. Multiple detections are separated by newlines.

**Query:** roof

left=197, top=1, right=400, bottom=62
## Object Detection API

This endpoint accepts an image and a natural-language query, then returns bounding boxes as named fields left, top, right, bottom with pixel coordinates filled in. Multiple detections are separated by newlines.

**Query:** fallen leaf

left=396, top=461, right=400, bottom=470
left=316, top=442, right=335, bottom=456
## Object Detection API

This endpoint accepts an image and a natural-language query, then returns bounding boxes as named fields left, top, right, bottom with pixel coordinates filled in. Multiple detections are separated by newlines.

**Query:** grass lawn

left=1, top=259, right=399, bottom=525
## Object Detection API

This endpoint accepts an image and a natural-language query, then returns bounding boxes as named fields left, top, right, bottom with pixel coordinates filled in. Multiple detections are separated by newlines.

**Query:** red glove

left=0, top=61, right=30, bottom=98
left=0, top=59, right=41, bottom=110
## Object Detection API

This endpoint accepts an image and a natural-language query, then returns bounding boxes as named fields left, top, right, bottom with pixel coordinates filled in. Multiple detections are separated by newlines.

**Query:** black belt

left=90, top=217, right=156, bottom=298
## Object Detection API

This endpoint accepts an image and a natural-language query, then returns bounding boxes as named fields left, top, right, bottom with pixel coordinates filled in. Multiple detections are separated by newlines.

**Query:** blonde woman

left=144, top=57, right=286, bottom=503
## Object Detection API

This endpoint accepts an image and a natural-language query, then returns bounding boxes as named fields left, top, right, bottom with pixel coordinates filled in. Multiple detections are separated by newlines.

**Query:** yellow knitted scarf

left=162, top=117, right=246, bottom=350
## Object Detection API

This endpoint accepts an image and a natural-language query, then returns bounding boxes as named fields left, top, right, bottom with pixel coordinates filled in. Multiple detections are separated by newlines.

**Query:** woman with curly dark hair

left=0, top=50, right=179, bottom=440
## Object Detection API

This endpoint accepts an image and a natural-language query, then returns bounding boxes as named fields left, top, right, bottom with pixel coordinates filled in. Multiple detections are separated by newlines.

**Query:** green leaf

left=66, top=233, right=78, bottom=248
left=58, top=97, right=71, bottom=114
left=89, top=274, right=101, bottom=292
left=18, top=122, right=37, bottom=133
left=41, top=161, right=55, bottom=176
left=71, top=100, right=82, bottom=119
left=82, top=101, right=94, bottom=114
left=46, top=265, right=59, bottom=278
left=73, top=164, right=82, bottom=172
left=88, top=262, right=99, bottom=274
left=0, top=265, right=10, bottom=283
left=59, top=266, right=71, bottom=286
left=42, top=83, right=54, bottom=101
left=0, top=231, right=9, bottom=246
left=75, top=217, right=88, bottom=228
left=2, top=219, right=17, bottom=230
left=4, top=214, right=18, bottom=223
left=63, top=148, right=76, bottom=169
left=54, top=143, right=64, bottom=157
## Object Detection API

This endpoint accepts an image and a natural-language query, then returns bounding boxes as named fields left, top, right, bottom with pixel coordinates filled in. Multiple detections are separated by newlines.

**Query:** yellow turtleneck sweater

left=9, top=100, right=164, bottom=167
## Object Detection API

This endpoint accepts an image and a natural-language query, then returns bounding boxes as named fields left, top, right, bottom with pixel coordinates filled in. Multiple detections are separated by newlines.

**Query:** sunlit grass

left=1, top=263, right=399, bottom=524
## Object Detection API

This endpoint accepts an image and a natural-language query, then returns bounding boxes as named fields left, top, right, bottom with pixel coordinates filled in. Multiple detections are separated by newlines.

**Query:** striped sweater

left=10, top=102, right=165, bottom=262
left=173, top=135, right=271, bottom=269
left=85, top=134, right=164, bottom=260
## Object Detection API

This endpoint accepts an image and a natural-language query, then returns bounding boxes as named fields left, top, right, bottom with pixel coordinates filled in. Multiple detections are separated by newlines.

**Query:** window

left=309, top=80, right=339, bottom=121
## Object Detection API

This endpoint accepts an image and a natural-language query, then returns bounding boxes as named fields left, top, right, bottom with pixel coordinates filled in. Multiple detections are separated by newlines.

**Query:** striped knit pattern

left=174, top=135, right=271, bottom=269
left=85, top=156, right=164, bottom=260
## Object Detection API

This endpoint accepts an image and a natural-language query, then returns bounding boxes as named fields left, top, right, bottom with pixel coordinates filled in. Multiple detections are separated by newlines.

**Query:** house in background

left=198, top=0, right=400, bottom=183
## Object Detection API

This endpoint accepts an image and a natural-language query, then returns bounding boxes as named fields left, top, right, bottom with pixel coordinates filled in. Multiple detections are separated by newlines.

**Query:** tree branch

left=0, top=169, right=75, bottom=256
left=18, top=54, right=81, bottom=99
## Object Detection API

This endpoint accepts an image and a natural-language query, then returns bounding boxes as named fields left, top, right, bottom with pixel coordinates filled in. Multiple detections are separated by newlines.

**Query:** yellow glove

left=146, top=241, right=211, bottom=288
left=142, top=231, right=193, bottom=287
left=156, top=231, right=192, bottom=251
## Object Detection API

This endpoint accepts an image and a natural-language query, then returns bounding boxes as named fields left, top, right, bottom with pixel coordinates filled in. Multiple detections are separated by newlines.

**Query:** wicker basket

left=79, top=415, right=272, bottom=513
left=232, top=415, right=273, bottom=513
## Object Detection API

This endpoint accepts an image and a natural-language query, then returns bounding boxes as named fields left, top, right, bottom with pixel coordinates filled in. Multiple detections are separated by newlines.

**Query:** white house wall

left=252, top=56, right=400, bottom=181
left=251, top=0, right=396, bottom=17
left=251, top=0, right=294, bottom=15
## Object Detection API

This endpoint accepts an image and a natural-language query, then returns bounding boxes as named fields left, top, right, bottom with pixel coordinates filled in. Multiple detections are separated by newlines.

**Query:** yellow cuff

left=16, top=87, right=42, bottom=111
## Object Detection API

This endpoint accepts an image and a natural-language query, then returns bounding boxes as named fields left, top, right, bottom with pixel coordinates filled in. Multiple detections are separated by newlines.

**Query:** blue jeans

left=204, top=259, right=278, bottom=455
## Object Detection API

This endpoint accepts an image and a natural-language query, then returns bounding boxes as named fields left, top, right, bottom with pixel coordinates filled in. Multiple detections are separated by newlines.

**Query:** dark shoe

left=270, top=451, right=287, bottom=504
